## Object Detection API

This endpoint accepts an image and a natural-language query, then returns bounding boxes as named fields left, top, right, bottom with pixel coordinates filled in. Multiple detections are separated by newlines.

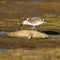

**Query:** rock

left=6, top=30, right=49, bottom=39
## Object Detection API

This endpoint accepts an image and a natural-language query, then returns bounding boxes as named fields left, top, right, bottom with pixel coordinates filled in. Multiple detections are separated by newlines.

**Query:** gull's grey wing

left=28, top=17, right=42, bottom=24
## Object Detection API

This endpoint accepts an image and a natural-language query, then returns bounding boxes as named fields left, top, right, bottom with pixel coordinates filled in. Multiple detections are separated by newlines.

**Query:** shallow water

left=0, top=48, right=8, bottom=51
left=48, top=34, right=60, bottom=37
left=0, top=31, right=7, bottom=34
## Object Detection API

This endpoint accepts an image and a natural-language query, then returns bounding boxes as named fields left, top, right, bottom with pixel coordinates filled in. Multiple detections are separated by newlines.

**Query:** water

left=48, top=34, right=60, bottom=37
left=0, top=48, right=8, bottom=51
left=0, top=31, right=7, bottom=34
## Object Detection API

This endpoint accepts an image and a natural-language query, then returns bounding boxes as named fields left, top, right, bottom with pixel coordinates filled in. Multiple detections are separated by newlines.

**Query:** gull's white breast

left=27, top=21, right=43, bottom=26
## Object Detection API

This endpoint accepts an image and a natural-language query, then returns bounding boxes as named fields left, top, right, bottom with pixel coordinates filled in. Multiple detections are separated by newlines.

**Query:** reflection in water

left=42, top=31, right=60, bottom=37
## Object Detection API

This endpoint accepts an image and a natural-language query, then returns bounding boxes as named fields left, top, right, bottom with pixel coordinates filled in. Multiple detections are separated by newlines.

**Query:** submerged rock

left=6, top=30, right=48, bottom=39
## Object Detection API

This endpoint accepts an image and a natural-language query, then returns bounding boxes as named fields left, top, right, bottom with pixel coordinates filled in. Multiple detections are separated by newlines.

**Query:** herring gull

left=22, top=17, right=47, bottom=29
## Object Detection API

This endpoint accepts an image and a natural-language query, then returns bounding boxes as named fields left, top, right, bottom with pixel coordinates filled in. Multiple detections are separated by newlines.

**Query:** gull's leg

left=32, top=26, right=35, bottom=29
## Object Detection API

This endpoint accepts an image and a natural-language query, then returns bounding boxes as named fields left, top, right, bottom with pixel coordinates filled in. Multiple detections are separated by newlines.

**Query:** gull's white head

left=22, top=20, right=28, bottom=25
left=26, top=18, right=29, bottom=21
left=22, top=18, right=29, bottom=25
